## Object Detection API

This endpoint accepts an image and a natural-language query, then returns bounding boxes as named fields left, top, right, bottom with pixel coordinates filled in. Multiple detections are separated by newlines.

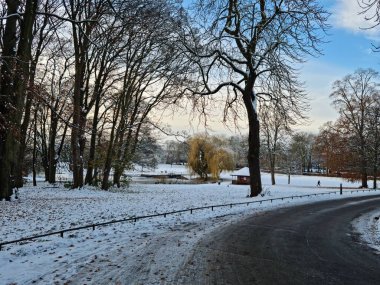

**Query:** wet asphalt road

left=176, top=195, right=380, bottom=285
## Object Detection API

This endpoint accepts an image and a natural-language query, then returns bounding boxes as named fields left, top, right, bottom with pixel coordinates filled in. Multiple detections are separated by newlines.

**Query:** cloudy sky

left=163, top=0, right=380, bottom=137
left=299, top=0, right=380, bottom=133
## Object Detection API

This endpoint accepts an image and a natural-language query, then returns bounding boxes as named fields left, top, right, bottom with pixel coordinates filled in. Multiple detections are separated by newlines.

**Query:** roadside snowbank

left=352, top=209, right=380, bottom=254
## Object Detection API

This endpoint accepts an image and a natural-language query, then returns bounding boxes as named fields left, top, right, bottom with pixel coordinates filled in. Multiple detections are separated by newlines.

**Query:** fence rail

left=1, top=188, right=378, bottom=251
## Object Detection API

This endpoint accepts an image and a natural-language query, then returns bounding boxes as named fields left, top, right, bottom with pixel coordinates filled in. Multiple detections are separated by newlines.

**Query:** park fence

left=0, top=187, right=378, bottom=251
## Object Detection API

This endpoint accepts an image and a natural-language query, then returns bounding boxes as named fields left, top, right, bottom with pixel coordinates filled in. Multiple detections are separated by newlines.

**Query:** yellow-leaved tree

left=188, top=134, right=235, bottom=180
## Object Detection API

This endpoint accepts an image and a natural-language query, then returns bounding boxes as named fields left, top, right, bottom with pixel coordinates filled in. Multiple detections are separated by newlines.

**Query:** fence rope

left=0, top=188, right=378, bottom=251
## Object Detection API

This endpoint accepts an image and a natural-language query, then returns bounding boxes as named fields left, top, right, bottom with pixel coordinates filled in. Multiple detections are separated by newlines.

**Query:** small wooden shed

left=231, top=167, right=250, bottom=185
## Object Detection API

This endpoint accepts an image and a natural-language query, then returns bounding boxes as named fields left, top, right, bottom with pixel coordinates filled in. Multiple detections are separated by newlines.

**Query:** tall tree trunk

left=112, top=97, right=137, bottom=187
left=32, top=109, right=38, bottom=187
left=360, top=144, right=368, bottom=188
left=0, top=0, right=20, bottom=200
left=16, top=86, right=34, bottom=186
left=39, top=117, right=49, bottom=181
left=12, top=0, right=38, bottom=188
left=374, top=148, right=378, bottom=189
left=270, top=153, right=276, bottom=185
left=243, top=87, right=262, bottom=197
left=374, top=165, right=377, bottom=189
left=113, top=120, right=143, bottom=187
left=71, top=51, right=86, bottom=188
left=102, top=105, right=121, bottom=190
left=47, top=113, right=59, bottom=183
left=71, top=92, right=82, bottom=188
left=248, top=116, right=262, bottom=196
left=69, top=2, right=92, bottom=189
left=307, top=155, right=312, bottom=172
left=113, top=128, right=133, bottom=187
left=361, top=171, right=368, bottom=188
left=85, top=95, right=101, bottom=185
left=79, top=110, right=86, bottom=184
left=71, top=107, right=86, bottom=188
left=16, top=2, right=49, bottom=187
left=102, top=138, right=115, bottom=190
left=373, top=137, right=378, bottom=189
left=91, top=125, right=104, bottom=186
left=0, top=135, right=15, bottom=201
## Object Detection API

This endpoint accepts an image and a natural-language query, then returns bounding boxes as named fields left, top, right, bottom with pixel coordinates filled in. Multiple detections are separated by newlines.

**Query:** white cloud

left=332, top=0, right=380, bottom=38
left=298, top=59, right=351, bottom=133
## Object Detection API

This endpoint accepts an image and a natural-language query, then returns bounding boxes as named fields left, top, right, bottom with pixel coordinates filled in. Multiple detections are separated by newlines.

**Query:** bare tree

left=260, top=96, right=303, bottom=185
left=99, top=0, right=189, bottom=189
left=227, top=135, right=248, bottom=168
left=182, top=0, right=328, bottom=196
left=63, top=0, right=112, bottom=188
left=314, top=122, right=338, bottom=175
left=359, top=0, right=380, bottom=28
left=288, top=132, right=315, bottom=175
left=359, top=0, right=380, bottom=51
left=132, top=124, right=161, bottom=172
left=37, top=54, right=74, bottom=183
left=10, top=5, right=76, bottom=186
left=367, top=95, right=380, bottom=188
left=0, top=0, right=191, bottom=197
left=0, top=0, right=38, bottom=200
left=330, top=68, right=380, bottom=188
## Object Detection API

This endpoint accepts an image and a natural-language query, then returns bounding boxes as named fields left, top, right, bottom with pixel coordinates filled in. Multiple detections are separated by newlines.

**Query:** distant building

left=231, top=167, right=250, bottom=185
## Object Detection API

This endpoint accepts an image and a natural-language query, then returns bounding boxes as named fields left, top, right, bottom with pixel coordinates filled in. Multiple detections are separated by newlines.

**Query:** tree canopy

left=188, top=134, right=235, bottom=180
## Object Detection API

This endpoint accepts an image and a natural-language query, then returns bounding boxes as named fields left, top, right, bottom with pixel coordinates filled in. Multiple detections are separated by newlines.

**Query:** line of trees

left=183, top=131, right=318, bottom=185
left=231, top=70, right=380, bottom=189
left=0, top=0, right=191, bottom=200
left=315, top=69, right=380, bottom=189
left=0, top=0, right=329, bottom=200
left=259, top=69, right=380, bottom=189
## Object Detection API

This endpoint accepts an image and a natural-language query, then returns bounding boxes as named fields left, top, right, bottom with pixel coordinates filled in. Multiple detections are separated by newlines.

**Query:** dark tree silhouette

left=182, top=0, right=328, bottom=196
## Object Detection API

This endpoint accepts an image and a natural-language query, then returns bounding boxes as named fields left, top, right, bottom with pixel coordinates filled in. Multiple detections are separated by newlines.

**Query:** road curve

left=175, top=195, right=380, bottom=285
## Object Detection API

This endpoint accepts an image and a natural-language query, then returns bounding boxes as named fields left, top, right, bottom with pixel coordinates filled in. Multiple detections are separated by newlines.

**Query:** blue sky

left=299, top=0, right=380, bottom=133
left=165, top=0, right=380, bottom=136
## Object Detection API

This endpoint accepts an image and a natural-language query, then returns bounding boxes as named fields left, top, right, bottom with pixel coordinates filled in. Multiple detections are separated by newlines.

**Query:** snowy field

left=0, top=165, right=379, bottom=284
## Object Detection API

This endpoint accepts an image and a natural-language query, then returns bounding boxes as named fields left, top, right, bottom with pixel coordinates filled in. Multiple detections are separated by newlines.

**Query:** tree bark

left=101, top=104, right=121, bottom=190
left=71, top=86, right=83, bottom=188
left=70, top=28, right=87, bottom=188
left=68, top=0, right=95, bottom=189
left=16, top=83, right=34, bottom=186
left=270, top=153, right=276, bottom=185
left=113, top=127, right=133, bottom=187
left=16, top=2, right=51, bottom=187
left=361, top=171, right=368, bottom=188
left=47, top=112, right=59, bottom=183
left=32, top=109, right=38, bottom=186
left=360, top=143, right=368, bottom=188
left=11, top=0, right=38, bottom=188
left=243, top=88, right=262, bottom=197
left=102, top=138, right=115, bottom=190
left=38, top=112, right=49, bottom=181
left=85, top=87, right=102, bottom=185
left=373, top=165, right=377, bottom=189
left=0, top=0, right=20, bottom=200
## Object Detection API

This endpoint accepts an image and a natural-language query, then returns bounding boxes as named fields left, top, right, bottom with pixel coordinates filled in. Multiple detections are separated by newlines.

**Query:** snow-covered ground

left=1, top=165, right=379, bottom=284
left=353, top=209, right=380, bottom=254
